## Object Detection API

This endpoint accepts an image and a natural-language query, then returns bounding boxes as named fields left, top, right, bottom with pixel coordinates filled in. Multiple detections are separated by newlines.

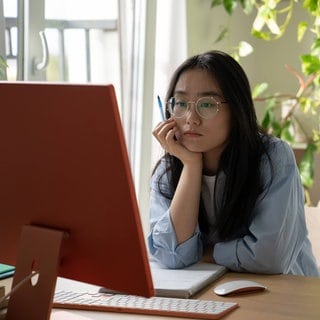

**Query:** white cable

left=0, top=271, right=39, bottom=305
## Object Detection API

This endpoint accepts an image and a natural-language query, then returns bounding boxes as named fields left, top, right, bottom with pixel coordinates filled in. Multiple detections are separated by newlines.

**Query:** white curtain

left=151, top=0, right=188, bottom=167
left=154, top=0, right=188, bottom=102
left=135, top=0, right=188, bottom=234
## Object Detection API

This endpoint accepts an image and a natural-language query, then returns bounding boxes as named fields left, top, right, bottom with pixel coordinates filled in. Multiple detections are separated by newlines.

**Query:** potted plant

left=210, top=0, right=320, bottom=204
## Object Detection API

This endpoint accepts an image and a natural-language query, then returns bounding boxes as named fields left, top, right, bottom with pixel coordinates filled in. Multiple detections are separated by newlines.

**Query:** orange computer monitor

left=0, top=82, right=154, bottom=298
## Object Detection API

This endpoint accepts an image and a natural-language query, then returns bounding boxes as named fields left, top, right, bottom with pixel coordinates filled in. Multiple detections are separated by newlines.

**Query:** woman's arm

left=148, top=119, right=204, bottom=268
left=148, top=161, right=203, bottom=268
left=170, top=160, right=202, bottom=244
left=152, top=119, right=203, bottom=243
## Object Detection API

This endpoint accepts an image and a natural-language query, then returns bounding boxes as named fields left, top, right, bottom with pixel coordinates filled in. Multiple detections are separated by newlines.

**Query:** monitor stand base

left=6, top=225, right=65, bottom=320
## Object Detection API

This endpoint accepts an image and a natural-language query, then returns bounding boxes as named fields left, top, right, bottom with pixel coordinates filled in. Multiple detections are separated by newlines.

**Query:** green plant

left=210, top=0, right=320, bottom=204
left=0, top=54, right=7, bottom=80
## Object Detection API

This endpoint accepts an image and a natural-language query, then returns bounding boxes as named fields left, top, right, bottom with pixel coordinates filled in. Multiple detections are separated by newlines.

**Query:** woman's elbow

left=148, top=240, right=200, bottom=269
left=152, top=254, right=187, bottom=269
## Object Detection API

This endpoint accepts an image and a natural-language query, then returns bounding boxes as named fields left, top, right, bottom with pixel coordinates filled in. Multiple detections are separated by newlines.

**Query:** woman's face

left=172, top=69, right=231, bottom=158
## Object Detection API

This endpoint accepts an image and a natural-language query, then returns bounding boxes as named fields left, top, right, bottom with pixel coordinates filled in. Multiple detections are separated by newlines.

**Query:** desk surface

left=197, top=272, right=320, bottom=320
left=1, top=272, right=320, bottom=320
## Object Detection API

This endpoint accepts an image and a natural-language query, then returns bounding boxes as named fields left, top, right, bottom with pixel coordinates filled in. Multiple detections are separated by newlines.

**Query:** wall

left=186, top=0, right=319, bottom=205
left=186, top=0, right=313, bottom=116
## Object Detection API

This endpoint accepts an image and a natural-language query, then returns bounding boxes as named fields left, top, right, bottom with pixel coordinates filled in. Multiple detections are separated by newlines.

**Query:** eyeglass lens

left=167, top=97, right=220, bottom=119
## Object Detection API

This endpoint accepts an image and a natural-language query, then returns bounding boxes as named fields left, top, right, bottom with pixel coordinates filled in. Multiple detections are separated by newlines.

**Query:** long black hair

left=153, top=50, right=272, bottom=240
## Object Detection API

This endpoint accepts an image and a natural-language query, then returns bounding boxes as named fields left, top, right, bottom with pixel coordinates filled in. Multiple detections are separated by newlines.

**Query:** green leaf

left=211, top=0, right=223, bottom=8
left=261, top=109, right=273, bottom=130
left=303, top=0, right=319, bottom=14
left=266, top=0, right=278, bottom=10
left=271, top=121, right=282, bottom=137
left=251, top=29, right=271, bottom=40
left=300, top=54, right=320, bottom=75
left=252, top=82, right=269, bottom=98
left=311, top=38, right=320, bottom=55
left=261, top=101, right=276, bottom=129
left=253, top=13, right=266, bottom=32
left=240, top=0, right=254, bottom=14
left=266, top=16, right=281, bottom=35
left=297, top=21, right=308, bottom=42
left=214, top=26, right=229, bottom=43
left=280, top=121, right=295, bottom=144
left=260, top=98, right=282, bottom=135
left=223, top=0, right=238, bottom=15
left=299, top=143, right=317, bottom=188
left=238, top=41, right=254, bottom=57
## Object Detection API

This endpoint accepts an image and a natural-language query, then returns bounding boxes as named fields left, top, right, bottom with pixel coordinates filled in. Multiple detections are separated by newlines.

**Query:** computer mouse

left=213, top=280, right=267, bottom=296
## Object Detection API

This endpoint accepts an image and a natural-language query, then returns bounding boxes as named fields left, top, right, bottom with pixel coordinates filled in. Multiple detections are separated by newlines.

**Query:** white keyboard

left=53, top=290, right=238, bottom=319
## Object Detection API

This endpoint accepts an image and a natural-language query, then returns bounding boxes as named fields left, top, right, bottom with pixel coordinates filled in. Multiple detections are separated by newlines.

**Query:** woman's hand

left=152, top=118, right=202, bottom=165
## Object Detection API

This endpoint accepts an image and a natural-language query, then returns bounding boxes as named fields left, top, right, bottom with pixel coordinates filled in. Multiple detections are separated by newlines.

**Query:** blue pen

left=157, top=95, right=165, bottom=121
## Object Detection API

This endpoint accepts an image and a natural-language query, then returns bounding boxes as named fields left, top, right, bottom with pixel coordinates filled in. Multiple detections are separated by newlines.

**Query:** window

left=3, top=1, right=121, bottom=93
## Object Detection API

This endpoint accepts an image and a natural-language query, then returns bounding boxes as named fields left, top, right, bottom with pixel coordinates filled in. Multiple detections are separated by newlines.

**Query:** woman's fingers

left=152, top=119, right=175, bottom=147
left=153, top=120, right=201, bottom=164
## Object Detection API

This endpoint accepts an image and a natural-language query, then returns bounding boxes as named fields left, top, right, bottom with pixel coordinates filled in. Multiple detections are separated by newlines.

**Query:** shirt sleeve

left=214, top=139, right=307, bottom=274
left=147, top=160, right=203, bottom=268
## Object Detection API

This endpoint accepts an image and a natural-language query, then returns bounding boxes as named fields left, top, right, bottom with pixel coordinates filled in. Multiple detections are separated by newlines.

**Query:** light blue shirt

left=148, top=137, right=319, bottom=276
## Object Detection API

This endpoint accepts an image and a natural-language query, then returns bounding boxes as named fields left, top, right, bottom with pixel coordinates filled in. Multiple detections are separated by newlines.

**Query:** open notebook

left=149, top=261, right=227, bottom=298
left=99, top=260, right=227, bottom=298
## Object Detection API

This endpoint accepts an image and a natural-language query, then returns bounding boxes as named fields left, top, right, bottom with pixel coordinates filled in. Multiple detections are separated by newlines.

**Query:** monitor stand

left=6, top=225, right=66, bottom=320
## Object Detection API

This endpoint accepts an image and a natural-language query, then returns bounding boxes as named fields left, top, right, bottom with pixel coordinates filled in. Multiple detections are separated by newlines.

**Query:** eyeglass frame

left=166, top=96, right=228, bottom=119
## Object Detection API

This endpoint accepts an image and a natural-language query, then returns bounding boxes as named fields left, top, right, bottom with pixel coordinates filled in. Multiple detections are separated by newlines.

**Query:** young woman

left=148, top=50, right=319, bottom=276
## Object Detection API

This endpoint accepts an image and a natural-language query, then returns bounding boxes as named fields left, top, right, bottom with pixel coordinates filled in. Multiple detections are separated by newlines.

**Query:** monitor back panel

left=0, top=82, right=154, bottom=297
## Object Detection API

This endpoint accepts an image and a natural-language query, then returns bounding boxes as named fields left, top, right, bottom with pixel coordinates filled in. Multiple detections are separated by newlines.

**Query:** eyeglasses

left=166, top=96, right=227, bottom=119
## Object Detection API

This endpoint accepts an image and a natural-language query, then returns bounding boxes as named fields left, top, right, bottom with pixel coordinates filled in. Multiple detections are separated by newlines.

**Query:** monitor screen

left=0, top=82, right=154, bottom=298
